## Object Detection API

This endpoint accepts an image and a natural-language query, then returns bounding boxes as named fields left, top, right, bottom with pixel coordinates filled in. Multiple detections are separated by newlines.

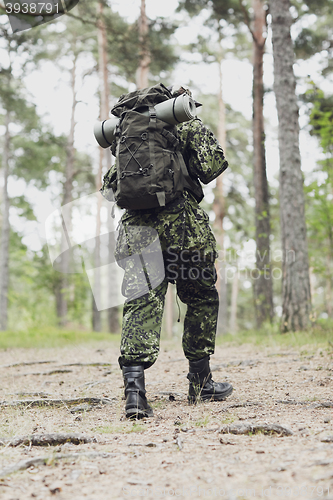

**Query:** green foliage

left=76, top=2, right=180, bottom=86
left=309, top=91, right=333, bottom=153
left=177, top=0, right=210, bottom=16
left=206, top=0, right=249, bottom=28
left=148, top=18, right=179, bottom=81
left=294, top=0, right=333, bottom=75
left=11, top=130, right=66, bottom=189
left=303, top=84, right=333, bottom=317
left=0, top=56, right=67, bottom=187
left=292, top=0, right=331, bottom=14
left=7, top=235, right=57, bottom=331
left=178, top=0, right=245, bottom=25
left=294, top=28, right=328, bottom=59
left=29, top=244, right=93, bottom=329
left=179, top=0, right=252, bottom=62
left=10, top=195, right=36, bottom=220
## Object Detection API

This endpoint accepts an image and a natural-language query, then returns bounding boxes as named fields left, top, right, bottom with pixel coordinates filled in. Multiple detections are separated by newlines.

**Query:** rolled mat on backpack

left=94, top=94, right=197, bottom=149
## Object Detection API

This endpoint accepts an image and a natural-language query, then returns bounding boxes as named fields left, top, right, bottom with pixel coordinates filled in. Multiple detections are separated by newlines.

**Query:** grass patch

left=94, top=424, right=125, bottom=434
left=215, top=322, right=333, bottom=350
left=220, top=415, right=236, bottom=425
left=0, top=327, right=121, bottom=349
left=303, top=395, right=319, bottom=402
left=94, top=422, right=145, bottom=434
left=2, top=321, right=332, bottom=351
left=128, top=423, right=145, bottom=433
left=151, top=400, right=167, bottom=410
left=194, top=415, right=210, bottom=427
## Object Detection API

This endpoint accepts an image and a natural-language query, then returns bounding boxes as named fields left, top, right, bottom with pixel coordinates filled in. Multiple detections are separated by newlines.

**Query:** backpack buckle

left=141, top=132, right=148, bottom=140
left=149, top=107, right=157, bottom=119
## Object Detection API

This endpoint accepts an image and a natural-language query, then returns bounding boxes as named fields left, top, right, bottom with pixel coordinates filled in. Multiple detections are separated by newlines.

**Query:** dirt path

left=0, top=340, right=332, bottom=500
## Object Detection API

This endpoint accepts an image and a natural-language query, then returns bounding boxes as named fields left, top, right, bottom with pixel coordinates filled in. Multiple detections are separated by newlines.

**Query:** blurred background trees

left=0, top=0, right=332, bottom=335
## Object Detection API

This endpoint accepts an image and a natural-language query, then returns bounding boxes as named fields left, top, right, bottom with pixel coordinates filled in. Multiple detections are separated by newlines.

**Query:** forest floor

left=0, top=337, right=332, bottom=500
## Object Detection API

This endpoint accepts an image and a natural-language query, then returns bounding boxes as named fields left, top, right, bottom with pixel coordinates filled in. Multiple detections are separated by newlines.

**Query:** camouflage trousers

left=118, top=249, right=219, bottom=369
left=116, top=194, right=219, bottom=369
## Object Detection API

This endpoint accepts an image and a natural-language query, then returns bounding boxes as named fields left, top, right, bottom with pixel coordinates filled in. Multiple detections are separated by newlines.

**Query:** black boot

left=187, top=356, right=233, bottom=404
left=122, top=365, right=154, bottom=419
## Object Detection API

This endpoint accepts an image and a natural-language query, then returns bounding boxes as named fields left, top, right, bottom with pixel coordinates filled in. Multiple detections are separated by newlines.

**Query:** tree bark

left=136, top=0, right=150, bottom=89
left=270, top=0, right=311, bottom=331
left=0, top=111, right=11, bottom=331
left=252, top=0, right=274, bottom=327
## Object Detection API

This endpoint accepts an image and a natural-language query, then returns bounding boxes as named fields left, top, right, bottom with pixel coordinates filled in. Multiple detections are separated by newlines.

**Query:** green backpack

left=106, top=83, right=202, bottom=210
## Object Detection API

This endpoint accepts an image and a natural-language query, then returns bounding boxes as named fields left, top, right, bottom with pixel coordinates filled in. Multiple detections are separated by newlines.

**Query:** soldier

left=103, top=85, right=233, bottom=418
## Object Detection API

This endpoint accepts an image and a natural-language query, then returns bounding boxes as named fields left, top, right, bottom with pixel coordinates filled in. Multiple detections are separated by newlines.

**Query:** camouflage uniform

left=103, top=118, right=228, bottom=369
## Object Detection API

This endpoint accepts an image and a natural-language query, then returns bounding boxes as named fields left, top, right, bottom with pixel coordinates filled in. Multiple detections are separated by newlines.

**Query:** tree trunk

left=96, top=0, right=120, bottom=333
left=213, top=48, right=228, bottom=334
left=56, top=53, right=77, bottom=328
left=270, top=0, right=311, bottom=331
left=136, top=0, right=150, bottom=89
left=252, top=0, right=274, bottom=327
left=0, top=111, right=11, bottom=331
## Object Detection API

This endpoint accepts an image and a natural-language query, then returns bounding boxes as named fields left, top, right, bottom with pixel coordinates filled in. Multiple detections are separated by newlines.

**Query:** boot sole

left=188, top=386, right=233, bottom=404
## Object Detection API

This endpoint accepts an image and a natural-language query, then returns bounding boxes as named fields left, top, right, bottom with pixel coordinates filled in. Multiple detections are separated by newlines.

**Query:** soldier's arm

left=100, top=162, right=117, bottom=202
left=178, top=118, right=228, bottom=184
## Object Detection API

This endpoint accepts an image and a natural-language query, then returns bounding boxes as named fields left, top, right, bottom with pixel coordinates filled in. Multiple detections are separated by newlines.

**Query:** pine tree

left=270, top=0, right=312, bottom=331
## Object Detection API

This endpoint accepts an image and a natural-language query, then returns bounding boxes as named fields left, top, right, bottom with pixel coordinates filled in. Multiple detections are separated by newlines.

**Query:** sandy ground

left=0, top=339, right=332, bottom=500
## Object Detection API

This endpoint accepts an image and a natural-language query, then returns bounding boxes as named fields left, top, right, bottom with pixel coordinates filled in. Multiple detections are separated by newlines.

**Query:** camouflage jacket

left=102, top=118, right=228, bottom=258
left=177, top=118, right=228, bottom=187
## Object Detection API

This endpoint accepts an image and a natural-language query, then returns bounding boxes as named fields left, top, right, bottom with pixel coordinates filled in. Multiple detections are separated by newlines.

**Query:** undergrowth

left=214, top=319, right=333, bottom=350
left=0, top=328, right=121, bottom=349
left=1, top=318, right=332, bottom=351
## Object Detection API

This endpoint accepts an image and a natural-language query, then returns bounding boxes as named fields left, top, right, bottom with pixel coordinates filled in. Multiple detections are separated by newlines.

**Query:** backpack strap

left=156, top=192, right=166, bottom=206
left=178, top=155, right=204, bottom=203
left=148, top=106, right=157, bottom=166
left=148, top=107, right=165, bottom=207
left=148, top=106, right=157, bottom=182
left=161, top=128, right=179, bottom=148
